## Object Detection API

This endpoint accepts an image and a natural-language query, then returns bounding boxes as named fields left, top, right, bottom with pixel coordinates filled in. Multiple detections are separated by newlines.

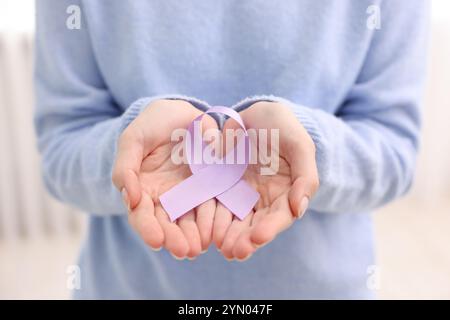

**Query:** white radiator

left=0, top=31, right=82, bottom=242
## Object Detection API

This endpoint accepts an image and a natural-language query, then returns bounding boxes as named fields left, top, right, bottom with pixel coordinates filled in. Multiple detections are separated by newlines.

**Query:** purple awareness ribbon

left=159, top=106, right=260, bottom=222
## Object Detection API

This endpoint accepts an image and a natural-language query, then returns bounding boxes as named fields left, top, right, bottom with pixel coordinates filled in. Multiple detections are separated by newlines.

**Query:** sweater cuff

left=119, top=95, right=211, bottom=133
left=231, top=95, right=325, bottom=161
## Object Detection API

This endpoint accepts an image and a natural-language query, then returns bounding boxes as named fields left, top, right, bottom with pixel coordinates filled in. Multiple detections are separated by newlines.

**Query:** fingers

left=250, top=210, right=292, bottom=246
left=130, top=194, right=208, bottom=259
left=230, top=207, right=268, bottom=261
left=128, top=191, right=164, bottom=250
left=195, top=199, right=216, bottom=252
left=231, top=229, right=256, bottom=261
left=177, top=211, right=202, bottom=259
left=220, top=213, right=253, bottom=260
left=155, top=204, right=190, bottom=259
left=212, top=203, right=233, bottom=248
left=250, top=192, right=295, bottom=247
left=223, top=199, right=294, bottom=262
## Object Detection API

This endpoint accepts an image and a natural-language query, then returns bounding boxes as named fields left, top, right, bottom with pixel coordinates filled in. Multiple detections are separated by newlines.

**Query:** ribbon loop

left=159, top=106, right=259, bottom=222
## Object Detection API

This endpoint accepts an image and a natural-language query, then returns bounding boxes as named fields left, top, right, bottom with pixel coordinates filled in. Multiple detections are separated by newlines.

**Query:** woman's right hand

left=112, top=99, right=218, bottom=259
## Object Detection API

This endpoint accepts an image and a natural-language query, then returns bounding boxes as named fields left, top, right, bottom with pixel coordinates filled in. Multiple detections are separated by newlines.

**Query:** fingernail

left=171, top=253, right=185, bottom=261
left=151, top=246, right=162, bottom=252
left=236, top=255, right=251, bottom=262
left=298, top=197, right=309, bottom=218
left=121, top=188, right=130, bottom=212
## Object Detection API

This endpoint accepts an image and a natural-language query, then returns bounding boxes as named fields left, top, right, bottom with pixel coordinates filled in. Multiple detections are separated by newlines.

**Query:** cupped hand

left=213, top=101, right=319, bottom=261
left=113, top=99, right=218, bottom=259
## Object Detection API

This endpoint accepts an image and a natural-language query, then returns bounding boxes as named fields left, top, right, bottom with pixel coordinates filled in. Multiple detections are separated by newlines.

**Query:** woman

left=35, top=0, right=429, bottom=299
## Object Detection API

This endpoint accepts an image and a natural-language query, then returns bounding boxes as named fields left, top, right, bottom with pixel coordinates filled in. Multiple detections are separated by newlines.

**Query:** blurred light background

left=0, top=0, right=449, bottom=299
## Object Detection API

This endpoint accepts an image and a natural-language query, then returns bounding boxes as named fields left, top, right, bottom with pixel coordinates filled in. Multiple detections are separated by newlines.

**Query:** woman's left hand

left=213, top=101, right=320, bottom=261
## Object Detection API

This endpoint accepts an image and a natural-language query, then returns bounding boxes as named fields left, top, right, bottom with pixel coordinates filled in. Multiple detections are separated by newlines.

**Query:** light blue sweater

left=34, top=0, right=429, bottom=299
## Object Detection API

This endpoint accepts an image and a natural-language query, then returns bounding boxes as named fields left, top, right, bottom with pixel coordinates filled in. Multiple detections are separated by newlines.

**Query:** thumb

left=286, top=143, right=319, bottom=218
left=288, top=178, right=312, bottom=218
left=112, top=127, right=143, bottom=210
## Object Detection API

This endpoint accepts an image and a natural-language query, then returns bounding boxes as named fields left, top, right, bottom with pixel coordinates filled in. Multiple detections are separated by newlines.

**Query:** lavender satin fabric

left=160, top=106, right=259, bottom=222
